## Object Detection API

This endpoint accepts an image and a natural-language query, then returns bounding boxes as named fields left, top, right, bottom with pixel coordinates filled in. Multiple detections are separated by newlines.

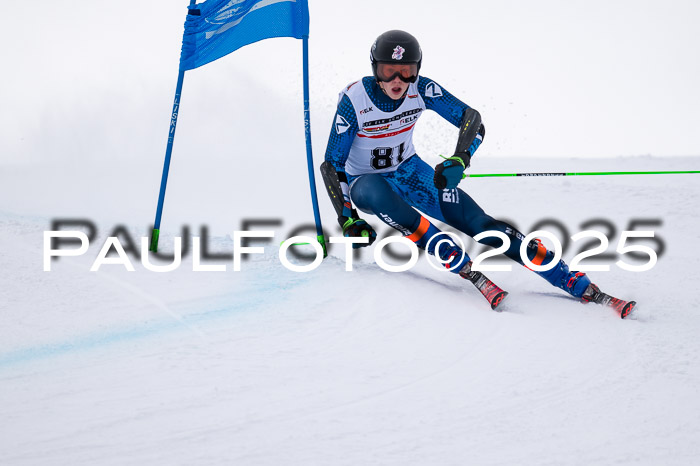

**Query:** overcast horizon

left=2, top=0, right=700, bottom=170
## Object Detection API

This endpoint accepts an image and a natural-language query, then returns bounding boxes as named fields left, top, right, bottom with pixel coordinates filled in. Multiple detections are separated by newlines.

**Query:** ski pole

left=463, top=170, right=700, bottom=178
left=149, top=0, right=197, bottom=253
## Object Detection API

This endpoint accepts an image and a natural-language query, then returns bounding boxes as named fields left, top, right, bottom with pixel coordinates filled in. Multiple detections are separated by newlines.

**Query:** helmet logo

left=392, top=45, right=405, bottom=60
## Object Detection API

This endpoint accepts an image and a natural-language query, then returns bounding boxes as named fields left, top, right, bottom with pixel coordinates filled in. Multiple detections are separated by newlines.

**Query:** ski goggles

left=375, top=62, right=419, bottom=83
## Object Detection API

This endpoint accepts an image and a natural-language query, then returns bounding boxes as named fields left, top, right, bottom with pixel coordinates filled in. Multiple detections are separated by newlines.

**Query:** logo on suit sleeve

left=335, top=115, right=350, bottom=134
left=425, top=81, right=443, bottom=98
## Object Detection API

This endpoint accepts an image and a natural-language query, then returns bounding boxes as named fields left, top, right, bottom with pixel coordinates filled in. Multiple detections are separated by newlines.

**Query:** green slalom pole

left=464, top=170, right=700, bottom=178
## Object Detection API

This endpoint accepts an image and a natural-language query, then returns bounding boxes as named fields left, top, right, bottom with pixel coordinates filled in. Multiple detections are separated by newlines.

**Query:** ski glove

left=434, top=156, right=469, bottom=190
left=342, top=217, right=377, bottom=249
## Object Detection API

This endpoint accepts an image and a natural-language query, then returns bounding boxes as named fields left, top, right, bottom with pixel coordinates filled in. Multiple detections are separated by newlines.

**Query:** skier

left=320, top=30, right=634, bottom=317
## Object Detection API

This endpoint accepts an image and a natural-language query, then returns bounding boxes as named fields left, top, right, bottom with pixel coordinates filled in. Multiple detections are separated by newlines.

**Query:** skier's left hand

left=434, top=156, right=468, bottom=190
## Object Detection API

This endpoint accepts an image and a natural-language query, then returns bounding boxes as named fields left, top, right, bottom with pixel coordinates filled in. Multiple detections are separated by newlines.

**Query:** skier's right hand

left=341, top=217, right=377, bottom=248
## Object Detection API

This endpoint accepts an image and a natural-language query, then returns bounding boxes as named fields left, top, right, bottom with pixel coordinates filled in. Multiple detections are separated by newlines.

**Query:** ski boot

left=527, top=239, right=591, bottom=298
left=409, top=219, right=470, bottom=274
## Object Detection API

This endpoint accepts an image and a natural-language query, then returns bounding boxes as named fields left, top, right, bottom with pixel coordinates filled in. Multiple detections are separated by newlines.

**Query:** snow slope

left=2, top=156, right=700, bottom=465
left=2, top=1, right=700, bottom=464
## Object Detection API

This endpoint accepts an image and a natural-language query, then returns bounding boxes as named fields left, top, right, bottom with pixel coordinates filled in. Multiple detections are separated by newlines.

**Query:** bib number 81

left=371, top=143, right=405, bottom=170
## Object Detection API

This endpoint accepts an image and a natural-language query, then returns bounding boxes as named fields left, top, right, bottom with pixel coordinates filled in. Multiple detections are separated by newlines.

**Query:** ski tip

left=621, top=301, right=637, bottom=319
left=490, top=291, right=508, bottom=311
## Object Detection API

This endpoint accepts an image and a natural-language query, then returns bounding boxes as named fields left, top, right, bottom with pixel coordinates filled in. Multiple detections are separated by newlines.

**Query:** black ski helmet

left=370, top=30, right=422, bottom=81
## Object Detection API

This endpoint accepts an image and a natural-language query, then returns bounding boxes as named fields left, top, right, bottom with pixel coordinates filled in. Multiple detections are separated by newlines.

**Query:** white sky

left=2, top=0, right=700, bottom=167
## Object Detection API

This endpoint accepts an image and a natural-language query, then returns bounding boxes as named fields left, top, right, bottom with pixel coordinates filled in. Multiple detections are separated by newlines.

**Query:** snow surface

left=2, top=156, right=700, bottom=465
left=3, top=1, right=700, bottom=464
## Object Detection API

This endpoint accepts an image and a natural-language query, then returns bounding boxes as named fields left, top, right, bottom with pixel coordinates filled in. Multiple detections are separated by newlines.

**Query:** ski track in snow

left=2, top=158, right=700, bottom=465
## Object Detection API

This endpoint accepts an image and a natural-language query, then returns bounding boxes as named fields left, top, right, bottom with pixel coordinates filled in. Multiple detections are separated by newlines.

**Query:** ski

left=583, top=284, right=637, bottom=319
left=459, top=265, right=508, bottom=311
